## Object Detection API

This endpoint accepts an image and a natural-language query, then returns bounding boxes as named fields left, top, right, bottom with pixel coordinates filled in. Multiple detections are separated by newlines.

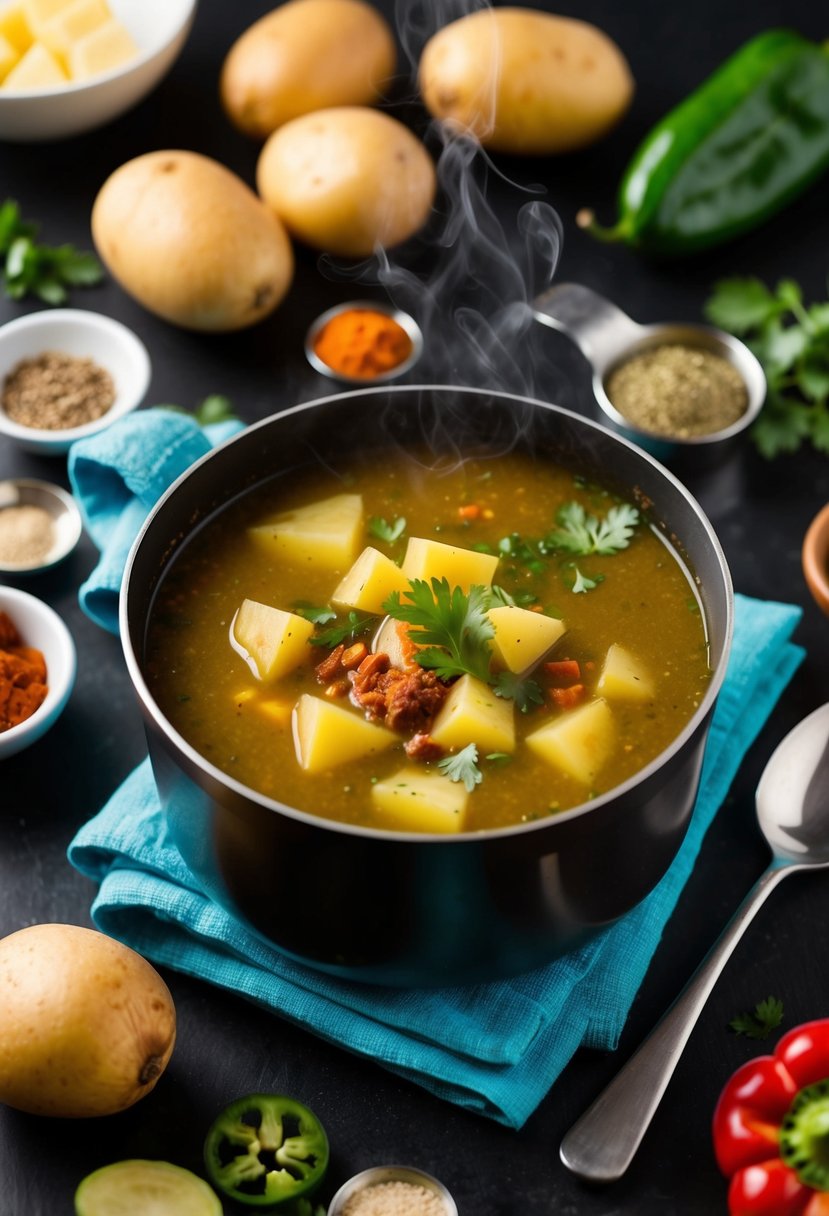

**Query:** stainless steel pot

left=122, top=385, right=733, bottom=987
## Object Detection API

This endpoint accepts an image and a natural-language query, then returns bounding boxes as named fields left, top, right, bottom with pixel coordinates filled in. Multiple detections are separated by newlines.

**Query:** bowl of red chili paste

left=0, top=587, right=76, bottom=760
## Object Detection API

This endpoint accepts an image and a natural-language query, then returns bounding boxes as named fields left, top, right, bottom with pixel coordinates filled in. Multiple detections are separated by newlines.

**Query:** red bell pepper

left=714, top=1019, right=829, bottom=1214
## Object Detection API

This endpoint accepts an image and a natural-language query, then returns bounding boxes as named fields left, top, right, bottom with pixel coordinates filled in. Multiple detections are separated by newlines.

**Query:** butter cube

left=430, top=673, right=515, bottom=754
left=2, top=39, right=65, bottom=87
left=597, top=643, right=655, bottom=702
left=39, top=0, right=108, bottom=61
left=332, top=546, right=410, bottom=615
left=0, top=3, right=33, bottom=52
left=248, top=493, right=363, bottom=571
left=231, top=598, right=314, bottom=682
left=67, top=16, right=137, bottom=80
left=0, top=30, right=19, bottom=81
left=401, top=536, right=499, bottom=591
left=526, top=698, right=615, bottom=786
left=488, top=606, right=566, bottom=674
left=371, top=768, right=468, bottom=833
left=292, top=695, right=395, bottom=772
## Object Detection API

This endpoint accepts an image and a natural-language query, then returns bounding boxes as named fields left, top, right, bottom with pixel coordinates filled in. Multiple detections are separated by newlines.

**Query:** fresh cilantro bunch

left=704, top=276, right=829, bottom=457
left=0, top=199, right=103, bottom=304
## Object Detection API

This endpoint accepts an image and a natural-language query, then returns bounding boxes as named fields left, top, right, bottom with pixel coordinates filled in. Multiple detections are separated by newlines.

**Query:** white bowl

left=0, top=586, right=76, bottom=760
left=0, top=308, right=151, bottom=455
left=0, top=0, right=198, bottom=142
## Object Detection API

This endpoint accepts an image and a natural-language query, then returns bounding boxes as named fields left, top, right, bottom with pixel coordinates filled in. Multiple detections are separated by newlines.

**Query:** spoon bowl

left=560, top=702, right=829, bottom=1183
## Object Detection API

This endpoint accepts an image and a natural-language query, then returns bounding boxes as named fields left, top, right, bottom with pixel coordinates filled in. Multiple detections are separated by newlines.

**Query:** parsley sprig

left=384, top=578, right=494, bottom=682
left=0, top=199, right=103, bottom=304
left=729, top=996, right=785, bottom=1040
left=438, top=743, right=483, bottom=792
left=704, top=276, right=829, bottom=457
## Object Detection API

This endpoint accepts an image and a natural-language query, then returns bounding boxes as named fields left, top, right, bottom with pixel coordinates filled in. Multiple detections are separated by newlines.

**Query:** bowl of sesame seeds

left=0, top=308, right=151, bottom=456
left=326, top=1165, right=457, bottom=1216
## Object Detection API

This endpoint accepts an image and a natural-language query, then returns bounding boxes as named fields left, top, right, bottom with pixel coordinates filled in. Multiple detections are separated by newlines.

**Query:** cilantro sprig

left=547, top=502, right=640, bottom=556
left=383, top=578, right=494, bottom=682
left=308, top=610, right=374, bottom=648
left=438, top=743, right=483, bottom=792
left=0, top=199, right=104, bottom=304
left=368, top=515, right=406, bottom=544
left=704, top=276, right=829, bottom=457
left=729, top=996, right=785, bottom=1040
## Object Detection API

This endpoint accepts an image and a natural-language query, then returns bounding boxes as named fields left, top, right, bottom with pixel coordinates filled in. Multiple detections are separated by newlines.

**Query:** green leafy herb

left=383, top=578, right=494, bottom=682
left=572, top=567, right=603, bottom=594
left=547, top=501, right=640, bottom=556
left=704, top=276, right=829, bottom=457
left=485, top=752, right=513, bottom=765
left=309, top=611, right=374, bottom=648
left=293, top=602, right=337, bottom=626
left=438, top=743, right=483, bottom=792
left=492, top=671, right=544, bottom=712
left=160, top=395, right=240, bottom=426
left=0, top=199, right=104, bottom=304
left=729, top=996, right=785, bottom=1040
left=368, top=515, right=406, bottom=544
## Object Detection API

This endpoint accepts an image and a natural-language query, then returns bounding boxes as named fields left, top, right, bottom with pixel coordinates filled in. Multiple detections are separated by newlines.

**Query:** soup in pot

left=145, top=449, right=710, bottom=833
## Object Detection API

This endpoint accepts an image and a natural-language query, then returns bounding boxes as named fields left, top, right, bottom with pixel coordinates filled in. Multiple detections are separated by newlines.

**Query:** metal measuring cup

left=532, top=283, right=766, bottom=466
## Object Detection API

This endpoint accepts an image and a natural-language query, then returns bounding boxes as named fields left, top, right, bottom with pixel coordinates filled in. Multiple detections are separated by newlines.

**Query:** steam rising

left=319, top=1, right=565, bottom=402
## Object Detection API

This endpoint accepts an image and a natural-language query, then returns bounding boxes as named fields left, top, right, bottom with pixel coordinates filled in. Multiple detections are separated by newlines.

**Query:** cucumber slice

left=75, top=1160, right=222, bottom=1216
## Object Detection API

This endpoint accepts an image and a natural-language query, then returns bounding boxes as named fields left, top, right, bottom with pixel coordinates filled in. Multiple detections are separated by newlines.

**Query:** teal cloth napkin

left=64, top=410, right=804, bottom=1127
left=67, top=593, right=803, bottom=1128
left=68, top=408, right=243, bottom=634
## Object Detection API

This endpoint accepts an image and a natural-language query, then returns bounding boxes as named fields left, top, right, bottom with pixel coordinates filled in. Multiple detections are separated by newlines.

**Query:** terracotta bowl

left=803, top=503, right=829, bottom=616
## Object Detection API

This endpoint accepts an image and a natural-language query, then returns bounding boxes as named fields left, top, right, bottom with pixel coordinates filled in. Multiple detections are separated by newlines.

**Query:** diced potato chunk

left=67, top=16, right=137, bottom=79
left=256, top=699, right=293, bottom=727
left=371, top=615, right=418, bottom=669
left=247, top=493, right=363, bottom=571
left=526, top=698, right=615, bottom=786
left=0, top=4, right=33, bottom=53
left=21, top=0, right=73, bottom=32
left=401, top=536, right=499, bottom=591
left=231, top=598, right=314, bottom=682
left=2, top=38, right=64, bottom=86
left=0, top=30, right=18, bottom=79
left=430, top=673, right=515, bottom=753
left=292, top=694, right=395, bottom=772
left=597, top=643, right=655, bottom=702
left=488, top=606, right=566, bottom=674
left=39, top=0, right=108, bottom=59
left=332, top=546, right=410, bottom=615
left=371, top=768, right=468, bottom=833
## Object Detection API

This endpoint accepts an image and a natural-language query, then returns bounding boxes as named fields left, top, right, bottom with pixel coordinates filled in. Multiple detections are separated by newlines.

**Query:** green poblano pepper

left=579, top=30, right=829, bottom=254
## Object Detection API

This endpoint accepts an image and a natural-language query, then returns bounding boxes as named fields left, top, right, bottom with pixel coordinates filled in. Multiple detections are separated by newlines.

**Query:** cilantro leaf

left=438, top=743, right=482, bottom=792
left=492, top=671, right=544, bottom=712
left=703, top=277, right=784, bottom=333
left=293, top=602, right=337, bottom=625
left=383, top=578, right=494, bottom=682
left=547, top=502, right=640, bottom=556
left=0, top=201, right=103, bottom=303
left=195, top=395, right=237, bottom=426
left=571, top=566, right=603, bottom=594
left=729, top=996, right=784, bottom=1040
left=368, top=515, right=406, bottom=544
left=308, top=611, right=374, bottom=648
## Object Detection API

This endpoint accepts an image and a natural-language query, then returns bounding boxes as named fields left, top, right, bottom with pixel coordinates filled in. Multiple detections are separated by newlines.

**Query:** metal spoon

left=559, top=702, right=829, bottom=1184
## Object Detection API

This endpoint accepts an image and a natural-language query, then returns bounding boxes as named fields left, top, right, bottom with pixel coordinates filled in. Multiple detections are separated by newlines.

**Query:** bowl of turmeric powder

left=0, top=587, right=76, bottom=760
left=305, top=300, right=423, bottom=384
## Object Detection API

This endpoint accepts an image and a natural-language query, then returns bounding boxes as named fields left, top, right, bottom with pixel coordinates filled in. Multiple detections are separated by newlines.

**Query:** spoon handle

left=559, top=862, right=791, bottom=1183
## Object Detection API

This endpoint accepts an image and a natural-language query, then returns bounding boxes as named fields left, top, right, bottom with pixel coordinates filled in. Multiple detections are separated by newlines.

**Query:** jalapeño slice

left=204, top=1093, right=329, bottom=1208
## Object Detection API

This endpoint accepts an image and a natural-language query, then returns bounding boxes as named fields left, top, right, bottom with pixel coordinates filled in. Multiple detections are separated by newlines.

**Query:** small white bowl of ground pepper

left=0, top=479, right=83, bottom=576
left=326, top=1165, right=457, bottom=1216
left=0, top=308, right=151, bottom=456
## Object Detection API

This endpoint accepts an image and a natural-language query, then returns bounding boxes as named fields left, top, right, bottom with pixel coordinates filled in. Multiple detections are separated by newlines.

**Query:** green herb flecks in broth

left=145, top=451, right=710, bottom=833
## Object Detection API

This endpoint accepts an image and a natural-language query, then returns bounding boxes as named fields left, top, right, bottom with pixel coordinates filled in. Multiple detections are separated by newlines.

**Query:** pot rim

left=120, top=383, right=734, bottom=844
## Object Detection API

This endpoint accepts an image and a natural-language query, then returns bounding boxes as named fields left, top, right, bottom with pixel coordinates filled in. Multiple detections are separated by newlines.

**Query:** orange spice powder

left=313, top=308, right=414, bottom=379
left=0, top=611, right=48, bottom=732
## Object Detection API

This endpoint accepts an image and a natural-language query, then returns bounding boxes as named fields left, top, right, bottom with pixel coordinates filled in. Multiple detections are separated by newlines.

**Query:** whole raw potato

left=256, top=107, right=437, bottom=257
left=221, top=0, right=396, bottom=139
left=0, top=924, right=176, bottom=1118
left=419, top=8, right=634, bottom=155
left=92, top=151, right=294, bottom=332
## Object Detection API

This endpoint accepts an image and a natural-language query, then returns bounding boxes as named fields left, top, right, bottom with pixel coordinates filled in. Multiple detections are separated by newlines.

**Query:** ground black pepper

left=1, top=350, right=115, bottom=430
left=606, top=344, right=748, bottom=438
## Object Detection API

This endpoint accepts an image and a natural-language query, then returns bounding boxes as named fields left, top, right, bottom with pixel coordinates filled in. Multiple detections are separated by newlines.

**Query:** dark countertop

left=1, top=1, right=827, bottom=1213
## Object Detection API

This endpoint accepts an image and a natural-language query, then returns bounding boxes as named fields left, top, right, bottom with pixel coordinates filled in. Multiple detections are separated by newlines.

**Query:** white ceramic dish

left=0, top=586, right=76, bottom=760
left=0, top=0, right=198, bottom=142
left=0, top=478, right=83, bottom=574
left=0, top=308, right=151, bottom=455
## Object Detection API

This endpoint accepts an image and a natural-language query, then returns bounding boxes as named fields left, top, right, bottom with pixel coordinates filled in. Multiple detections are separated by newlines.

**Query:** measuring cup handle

left=532, top=283, right=642, bottom=370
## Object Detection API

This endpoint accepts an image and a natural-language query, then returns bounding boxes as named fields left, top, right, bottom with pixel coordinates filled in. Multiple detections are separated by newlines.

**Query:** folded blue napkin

left=68, top=408, right=243, bottom=634
left=65, top=410, right=804, bottom=1127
